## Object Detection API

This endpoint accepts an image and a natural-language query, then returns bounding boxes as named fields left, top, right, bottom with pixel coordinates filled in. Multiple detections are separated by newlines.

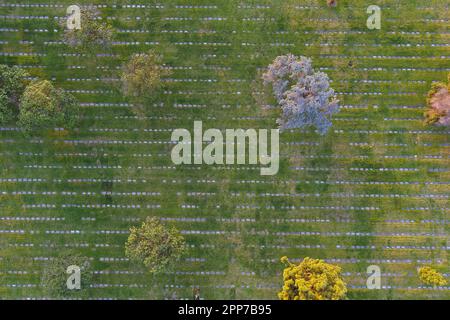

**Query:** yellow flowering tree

left=418, top=266, right=448, bottom=287
left=278, top=256, right=347, bottom=300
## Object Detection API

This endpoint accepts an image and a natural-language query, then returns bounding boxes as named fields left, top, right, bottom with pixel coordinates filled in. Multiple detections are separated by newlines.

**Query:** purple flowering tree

left=262, top=54, right=339, bottom=135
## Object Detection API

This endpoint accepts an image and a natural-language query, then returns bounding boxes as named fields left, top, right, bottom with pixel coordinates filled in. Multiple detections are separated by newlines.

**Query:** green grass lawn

left=0, top=0, right=449, bottom=300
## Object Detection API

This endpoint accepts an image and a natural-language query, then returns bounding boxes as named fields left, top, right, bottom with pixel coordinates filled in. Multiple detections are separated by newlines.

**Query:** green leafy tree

left=120, top=50, right=172, bottom=97
left=18, top=80, right=79, bottom=133
left=62, top=6, right=113, bottom=50
left=0, top=65, right=29, bottom=124
left=125, top=217, right=186, bottom=273
left=41, top=253, right=93, bottom=298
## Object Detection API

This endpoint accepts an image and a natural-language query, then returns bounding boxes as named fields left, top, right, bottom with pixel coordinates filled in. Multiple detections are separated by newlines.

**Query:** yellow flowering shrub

left=278, top=256, right=347, bottom=300
left=418, top=266, right=448, bottom=286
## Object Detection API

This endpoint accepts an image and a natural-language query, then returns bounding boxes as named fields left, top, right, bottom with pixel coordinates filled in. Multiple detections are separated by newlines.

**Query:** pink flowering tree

left=425, top=74, right=450, bottom=127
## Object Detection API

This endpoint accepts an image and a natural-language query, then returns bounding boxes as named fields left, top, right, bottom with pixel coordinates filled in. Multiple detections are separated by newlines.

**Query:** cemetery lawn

left=0, top=0, right=449, bottom=299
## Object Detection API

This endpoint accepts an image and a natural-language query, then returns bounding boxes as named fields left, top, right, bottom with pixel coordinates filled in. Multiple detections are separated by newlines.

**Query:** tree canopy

left=18, top=80, right=79, bottom=133
left=41, top=253, right=93, bottom=298
left=0, top=65, right=29, bottom=124
left=125, top=217, right=186, bottom=274
left=262, top=54, right=339, bottom=135
left=62, top=6, right=113, bottom=50
left=418, top=266, right=448, bottom=287
left=120, top=50, right=172, bottom=98
left=327, top=0, right=337, bottom=7
left=278, top=256, right=347, bottom=300
left=425, top=74, right=450, bottom=126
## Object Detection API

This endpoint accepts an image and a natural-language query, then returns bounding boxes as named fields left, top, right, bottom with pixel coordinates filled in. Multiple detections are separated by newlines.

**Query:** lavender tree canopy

left=262, top=54, right=339, bottom=135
